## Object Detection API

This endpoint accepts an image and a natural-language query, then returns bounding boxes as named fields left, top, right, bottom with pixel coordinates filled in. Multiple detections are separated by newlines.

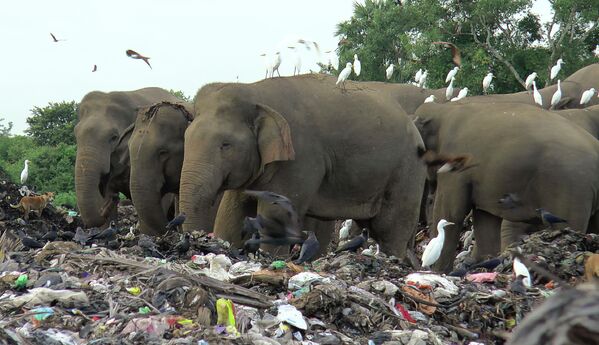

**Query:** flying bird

left=386, top=63, right=394, bottom=80
left=336, top=62, right=353, bottom=90
left=335, top=229, right=368, bottom=253
left=173, top=233, right=191, bottom=254
left=294, top=231, right=320, bottom=264
left=445, top=67, right=459, bottom=83
left=550, top=79, right=562, bottom=109
left=532, top=81, right=543, bottom=107
left=525, top=72, right=537, bottom=91
left=20, top=159, right=30, bottom=184
left=424, top=95, right=436, bottom=103
left=353, top=54, right=361, bottom=76
left=92, top=65, right=97, bottom=72
left=417, top=148, right=476, bottom=173
left=512, top=256, right=532, bottom=287
left=241, top=216, right=263, bottom=239
left=50, top=33, right=65, bottom=42
left=482, top=73, right=494, bottom=93
left=536, top=208, right=567, bottom=229
left=550, top=59, right=564, bottom=81
left=432, top=41, right=462, bottom=66
left=126, top=49, right=152, bottom=69
left=580, top=88, right=596, bottom=105
left=166, top=212, right=186, bottom=230
left=446, top=77, right=455, bottom=100
left=339, top=219, right=352, bottom=241
left=421, top=219, right=454, bottom=268
left=451, top=87, right=468, bottom=102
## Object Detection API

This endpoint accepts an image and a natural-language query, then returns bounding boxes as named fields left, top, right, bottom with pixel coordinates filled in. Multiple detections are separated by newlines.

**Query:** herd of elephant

left=74, top=63, right=599, bottom=272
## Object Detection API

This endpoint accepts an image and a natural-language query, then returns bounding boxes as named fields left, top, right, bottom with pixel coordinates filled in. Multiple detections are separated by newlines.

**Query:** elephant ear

left=254, top=104, right=295, bottom=172
left=113, top=123, right=135, bottom=167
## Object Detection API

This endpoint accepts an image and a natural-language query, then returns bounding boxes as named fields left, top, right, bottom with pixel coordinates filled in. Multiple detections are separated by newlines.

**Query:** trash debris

left=0, top=176, right=597, bottom=344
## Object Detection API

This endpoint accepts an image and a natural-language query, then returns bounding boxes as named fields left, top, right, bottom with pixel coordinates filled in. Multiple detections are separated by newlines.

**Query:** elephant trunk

left=130, top=178, right=169, bottom=236
left=75, top=149, right=109, bottom=227
left=179, top=159, right=222, bottom=233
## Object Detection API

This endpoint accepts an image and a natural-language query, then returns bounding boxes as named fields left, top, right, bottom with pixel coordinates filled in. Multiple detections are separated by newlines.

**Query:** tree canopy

left=25, top=101, right=77, bottom=146
left=334, top=0, right=599, bottom=94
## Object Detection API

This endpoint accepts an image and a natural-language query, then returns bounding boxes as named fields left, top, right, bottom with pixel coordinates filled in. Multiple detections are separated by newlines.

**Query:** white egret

left=386, top=63, right=394, bottom=80
left=20, top=159, right=30, bottom=184
left=595, top=45, right=599, bottom=58
left=445, top=66, right=459, bottom=83
left=446, top=77, right=455, bottom=100
left=270, top=52, right=282, bottom=78
left=580, top=88, right=596, bottom=105
left=421, top=219, right=454, bottom=268
left=418, top=70, right=428, bottom=88
left=424, top=95, right=436, bottom=103
left=456, top=245, right=472, bottom=260
left=287, top=46, right=302, bottom=76
left=451, top=87, right=468, bottom=102
left=532, top=81, right=543, bottom=107
left=339, top=219, right=352, bottom=241
left=361, top=244, right=380, bottom=257
left=414, top=68, right=423, bottom=83
left=513, top=257, right=531, bottom=287
left=482, top=73, right=494, bottom=93
left=551, top=79, right=562, bottom=108
left=336, top=62, right=353, bottom=90
left=353, top=54, right=361, bottom=76
left=550, top=59, right=564, bottom=81
left=525, top=72, right=537, bottom=91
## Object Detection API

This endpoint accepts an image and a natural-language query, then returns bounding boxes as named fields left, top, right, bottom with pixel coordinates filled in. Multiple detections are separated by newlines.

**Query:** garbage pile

left=0, top=179, right=597, bottom=345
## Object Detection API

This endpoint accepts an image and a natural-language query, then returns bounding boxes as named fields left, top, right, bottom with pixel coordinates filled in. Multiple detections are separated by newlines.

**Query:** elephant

left=128, top=101, right=199, bottom=235
left=75, top=87, right=180, bottom=228
left=459, top=63, right=599, bottom=110
left=369, top=83, right=461, bottom=114
left=413, top=102, right=599, bottom=272
left=179, top=74, right=427, bottom=258
left=555, top=105, right=599, bottom=139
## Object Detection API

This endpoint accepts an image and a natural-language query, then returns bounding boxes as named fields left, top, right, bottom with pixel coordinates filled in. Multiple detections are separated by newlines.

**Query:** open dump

left=0, top=180, right=598, bottom=345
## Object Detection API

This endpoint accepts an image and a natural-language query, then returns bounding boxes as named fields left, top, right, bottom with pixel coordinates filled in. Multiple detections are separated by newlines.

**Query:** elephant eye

left=220, top=142, right=232, bottom=150
left=110, top=134, right=119, bottom=143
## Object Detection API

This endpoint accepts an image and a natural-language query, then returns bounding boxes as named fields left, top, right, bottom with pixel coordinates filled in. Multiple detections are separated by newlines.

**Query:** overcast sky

left=1, top=0, right=550, bottom=135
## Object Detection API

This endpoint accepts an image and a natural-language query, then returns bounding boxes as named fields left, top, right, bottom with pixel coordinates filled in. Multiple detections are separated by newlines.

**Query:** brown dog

left=10, top=192, right=55, bottom=220
left=585, top=253, right=599, bottom=282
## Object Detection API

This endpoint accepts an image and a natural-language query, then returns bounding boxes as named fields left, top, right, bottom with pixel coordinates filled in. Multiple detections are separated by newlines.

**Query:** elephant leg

left=304, top=217, right=333, bottom=257
left=587, top=211, right=599, bottom=234
left=370, top=166, right=426, bottom=260
left=213, top=191, right=256, bottom=248
left=470, top=209, right=502, bottom=261
left=499, top=220, right=536, bottom=251
left=432, top=178, right=472, bottom=273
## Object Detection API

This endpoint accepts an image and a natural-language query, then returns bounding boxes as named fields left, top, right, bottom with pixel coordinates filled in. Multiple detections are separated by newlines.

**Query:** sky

left=0, top=0, right=551, bottom=135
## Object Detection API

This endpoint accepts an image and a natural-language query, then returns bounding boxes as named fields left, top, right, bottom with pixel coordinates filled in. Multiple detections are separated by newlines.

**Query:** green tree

left=25, top=101, right=77, bottom=146
left=168, top=89, right=192, bottom=102
left=0, top=118, right=13, bottom=137
left=335, top=0, right=599, bottom=95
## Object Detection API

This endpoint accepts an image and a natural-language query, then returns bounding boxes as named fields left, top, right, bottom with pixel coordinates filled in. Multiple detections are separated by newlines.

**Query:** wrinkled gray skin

left=180, top=75, right=426, bottom=258
left=556, top=104, right=599, bottom=138
left=458, top=63, right=599, bottom=110
left=414, top=102, right=599, bottom=272
left=368, top=83, right=461, bottom=114
left=75, top=88, right=180, bottom=228
left=128, top=102, right=197, bottom=235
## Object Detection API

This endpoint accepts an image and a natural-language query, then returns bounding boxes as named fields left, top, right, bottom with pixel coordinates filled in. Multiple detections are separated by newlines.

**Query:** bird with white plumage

left=446, top=77, right=455, bottom=100
left=361, top=244, right=380, bottom=257
left=482, top=72, right=494, bottom=93
left=580, top=88, right=596, bottom=105
left=513, top=256, right=532, bottom=287
left=532, top=81, right=543, bottom=107
left=386, top=63, right=394, bottom=80
left=421, top=219, right=454, bottom=268
left=551, top=79, right=562, bottom=109
left=20, top=160, right=30, bottom=185
left=445, top=66, right=459, bottom=83
left=338, top=219, right=352, bottom=241
left=550, top=59, right=564, bottom=81
left=424, top=95, right=436, bottom=103
left=451, top=87, right=468, bottom=102
left=287, top=46, right=302, bottom=76
left=418, top=70, right=428, bottom=88
left=353, top=54, right=361, bottom=76
left=336, top=62, right=353, bottom=90
left=414, top=69, right=423, bottom=83
left=525, top=72, right=537, bottom=91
